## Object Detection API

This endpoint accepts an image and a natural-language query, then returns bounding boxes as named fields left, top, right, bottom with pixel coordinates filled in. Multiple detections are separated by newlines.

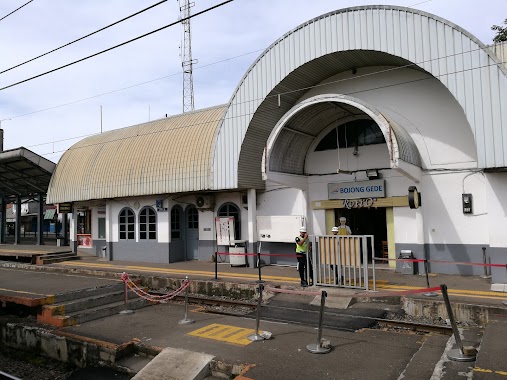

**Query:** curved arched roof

left=213, top=5, right=507, bottom=190
left=266, top=96, right=422, bottom=175
left=47, top=105, right=226, bottom=204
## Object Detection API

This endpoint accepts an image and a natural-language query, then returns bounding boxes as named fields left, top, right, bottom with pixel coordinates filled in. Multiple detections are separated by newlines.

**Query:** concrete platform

left=1, top=261, right=507, bottom=379
left=0, top=266, right=119, bottom=306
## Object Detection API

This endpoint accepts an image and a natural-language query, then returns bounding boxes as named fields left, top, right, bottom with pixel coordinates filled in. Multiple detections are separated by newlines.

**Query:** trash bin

left=397, top=250, right=418, bottom=275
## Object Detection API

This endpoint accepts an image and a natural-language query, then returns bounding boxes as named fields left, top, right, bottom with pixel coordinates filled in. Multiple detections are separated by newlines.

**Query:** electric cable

left=0, top=0, right=169, bottom=75
left=0, top=0, right=235, bottom=92
left=0, top=0, right=34, bottom=22
left=4, top=48, right=264, bottom=122
left=21, top=59, right=506, bottom=163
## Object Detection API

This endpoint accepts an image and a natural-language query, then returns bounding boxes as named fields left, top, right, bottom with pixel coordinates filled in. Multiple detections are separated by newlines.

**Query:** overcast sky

left=0, top=0, right=505, bottom=163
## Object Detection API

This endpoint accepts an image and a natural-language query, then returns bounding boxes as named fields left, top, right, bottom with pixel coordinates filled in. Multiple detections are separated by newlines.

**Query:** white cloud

left=0, top=0, right=504, bottom=162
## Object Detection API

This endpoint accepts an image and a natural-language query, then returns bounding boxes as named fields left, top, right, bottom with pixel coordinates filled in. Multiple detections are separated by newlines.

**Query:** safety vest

left=295, top=236, right=307, bottom=253
left=337, top=226, right=350, bottom=236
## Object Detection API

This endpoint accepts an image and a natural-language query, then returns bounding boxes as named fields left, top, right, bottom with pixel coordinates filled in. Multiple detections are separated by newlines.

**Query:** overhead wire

left=4, top=48, right=264, bottom=121
left=0, top=0, right=236, bottom=92
left=26, top=58, right=505, bottom=163
left=0, top=0, right=34, bottom=22
left=0, top=0, right=169, bottom=75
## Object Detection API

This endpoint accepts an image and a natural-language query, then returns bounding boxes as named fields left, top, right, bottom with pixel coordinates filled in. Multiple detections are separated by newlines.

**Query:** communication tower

left=178, top=0, right=196, bottom=112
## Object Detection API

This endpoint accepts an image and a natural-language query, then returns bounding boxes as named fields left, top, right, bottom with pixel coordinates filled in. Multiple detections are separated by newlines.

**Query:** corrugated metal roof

left=214, top=5, right=507, bottom=190
left=47, top=105, right=226, bottom=204
left=268, top=99, right=421, bottom=175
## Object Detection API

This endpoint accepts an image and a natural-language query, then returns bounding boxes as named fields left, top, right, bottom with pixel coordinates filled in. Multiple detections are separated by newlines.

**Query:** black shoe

left=301, top=280, right=308, bottom=287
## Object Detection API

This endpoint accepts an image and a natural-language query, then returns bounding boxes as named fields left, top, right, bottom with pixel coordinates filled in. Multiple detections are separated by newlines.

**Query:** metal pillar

left=62, top=213, right=68, bottom=246
left=37, top=193, right=44, bottom=245
left=0, top=197, right=6, bottom=244
left=440, top=284, right=477, bottom=362
left=14, top=195, right=21, bottom=244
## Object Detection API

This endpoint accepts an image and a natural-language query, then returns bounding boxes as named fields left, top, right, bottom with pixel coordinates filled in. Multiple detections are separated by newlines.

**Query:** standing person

left=295, top=226, right=310, bottom=287
left=336, top=217, right=352, bottom=235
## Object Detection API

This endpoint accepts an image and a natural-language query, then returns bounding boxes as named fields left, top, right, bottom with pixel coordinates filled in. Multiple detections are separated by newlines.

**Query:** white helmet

left=299, top=227, right=307, bottom=233
left=331, top=226, right=339, bottom=232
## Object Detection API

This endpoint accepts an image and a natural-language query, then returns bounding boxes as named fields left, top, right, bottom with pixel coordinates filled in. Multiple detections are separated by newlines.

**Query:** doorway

left=185, top=206, right=199, bottom=260
left=335, top=207, right=387, bottom=260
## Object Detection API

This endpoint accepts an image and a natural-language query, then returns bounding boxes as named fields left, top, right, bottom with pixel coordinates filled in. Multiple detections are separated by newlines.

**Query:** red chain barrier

left=121, top=272, right=190, bottom=303
left=374, top=257, right=507, bottom=267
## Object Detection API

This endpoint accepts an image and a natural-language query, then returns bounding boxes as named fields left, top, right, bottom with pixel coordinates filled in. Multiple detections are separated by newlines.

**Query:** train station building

left=46, top=6, right=507, bottom=288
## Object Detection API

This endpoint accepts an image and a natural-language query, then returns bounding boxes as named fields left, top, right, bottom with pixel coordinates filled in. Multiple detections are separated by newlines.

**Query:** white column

left=69, top=207, right=78, bottom=253
left=105, top=200, right=113, bottom=260
left=247, top=189, right=257, bottom=244
left=247, top=189, right=257, bottom=267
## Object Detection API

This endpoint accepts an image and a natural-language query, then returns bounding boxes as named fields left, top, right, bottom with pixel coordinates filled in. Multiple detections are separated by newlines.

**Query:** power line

left=0, top=0, right=168, bottom=75
left=0, top=0, right=235, bottom=92
left=24, top=59, right=505, bottom=161
left=4, top=47, right=264, bottom=121
left=0, top=0, right=34, bottom=22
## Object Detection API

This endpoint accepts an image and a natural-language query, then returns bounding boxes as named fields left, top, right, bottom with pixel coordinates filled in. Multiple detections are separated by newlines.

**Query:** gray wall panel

left=113, top=241, right=169, bottom=264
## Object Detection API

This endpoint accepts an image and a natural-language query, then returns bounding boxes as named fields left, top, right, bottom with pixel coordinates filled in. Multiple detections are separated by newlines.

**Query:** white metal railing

left=309, top=235, right=374, bottom=290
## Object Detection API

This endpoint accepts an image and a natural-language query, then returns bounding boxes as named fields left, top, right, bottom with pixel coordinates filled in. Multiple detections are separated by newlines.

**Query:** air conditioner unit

left=196, top=195, right=214, bottom=209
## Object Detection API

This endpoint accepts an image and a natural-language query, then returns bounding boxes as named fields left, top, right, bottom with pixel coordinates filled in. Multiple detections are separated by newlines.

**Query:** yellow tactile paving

left=188, top=323, right=257, bottom=346
left=377, top=284, right=507, bottom=298
left=56, top=261, right=507, bottom=301
left=58, top=261, right=302, bottom=283
left=474, top=367, right=507, bottom=376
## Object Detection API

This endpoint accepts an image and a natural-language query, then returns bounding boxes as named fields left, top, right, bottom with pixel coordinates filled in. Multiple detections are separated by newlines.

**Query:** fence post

left=440, top=284, right=476, bottom=362
left=248, top=283, right=265, bottom=341
left=480, top=247, right=491, bottom=279
left=307, top=290, right=331, bottom=354
left=214, top=252, right=218, bottom=280
left=119, top=278, right=134, bottom=315
left=179, top=276, right=195, bottom=325
left=422, top=260, right=438, bottom=297
left=256, top=244, right=264, bottom=284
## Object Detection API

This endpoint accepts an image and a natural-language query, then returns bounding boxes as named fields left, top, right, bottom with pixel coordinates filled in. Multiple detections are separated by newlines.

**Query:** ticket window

left=77, top=210, right=92, bottom=247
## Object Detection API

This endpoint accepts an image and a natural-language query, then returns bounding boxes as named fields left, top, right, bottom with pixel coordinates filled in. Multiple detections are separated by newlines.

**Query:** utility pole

left=178, top=0, right=196, bottom=112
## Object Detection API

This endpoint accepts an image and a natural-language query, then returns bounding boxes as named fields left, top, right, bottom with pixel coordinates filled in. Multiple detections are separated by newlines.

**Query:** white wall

left=107, top=196, right=170, bottom=243
left=486, top=173, right=507, bottom=248
left=420, top=172, right=488, bottom=245
left=306, top=145, right=390, bottom=174
left=299, top=67, right=478, bottom=170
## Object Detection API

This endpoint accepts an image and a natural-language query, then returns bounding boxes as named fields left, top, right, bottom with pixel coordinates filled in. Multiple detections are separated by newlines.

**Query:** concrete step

left=52, top=282, right=125, bottom=303
left=43, top=289, right=131, bottom=316
left=397, top=334, right=449, bottom=379
left=474, top=317, right=507, bottom=379
left=132, top=347, right=215, bottom=380
left=39, top=298, right=151, bottom=327
left=40, top=254, right=80, bottom=265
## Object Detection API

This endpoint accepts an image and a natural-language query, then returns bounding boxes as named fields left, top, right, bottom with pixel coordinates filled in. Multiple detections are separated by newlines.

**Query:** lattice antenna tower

left=178, top=0, right=196, bottom=112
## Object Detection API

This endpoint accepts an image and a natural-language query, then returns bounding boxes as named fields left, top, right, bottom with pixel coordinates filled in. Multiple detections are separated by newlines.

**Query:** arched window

left=171, top=206, right=182, bottom=239
left=139, top=206, right=157, bottom=240
left=314, top=119, right=385, bottom=151
left=119, top=208, right=135, bottom=240
left=217, top=203, right=240, bottom=240
left=187, top=207, right=199, bottom=229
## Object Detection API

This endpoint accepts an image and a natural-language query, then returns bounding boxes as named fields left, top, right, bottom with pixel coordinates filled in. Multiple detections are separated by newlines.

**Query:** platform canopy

left=0, top=148, right=56, bottom=199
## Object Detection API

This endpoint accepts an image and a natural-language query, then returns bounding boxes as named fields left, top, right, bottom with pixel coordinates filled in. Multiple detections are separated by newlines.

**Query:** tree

left=492, top=19, right=507, bottom=43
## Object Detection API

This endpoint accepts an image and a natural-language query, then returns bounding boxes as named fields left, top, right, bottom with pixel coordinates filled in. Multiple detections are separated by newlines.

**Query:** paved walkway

left=50, top=256, right=507, bottom=306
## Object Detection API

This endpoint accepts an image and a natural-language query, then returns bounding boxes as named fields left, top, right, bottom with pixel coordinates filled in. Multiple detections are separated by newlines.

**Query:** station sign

left=57, top=203, right=72, bottom=214
left=328, top=179, right=385, bottom=200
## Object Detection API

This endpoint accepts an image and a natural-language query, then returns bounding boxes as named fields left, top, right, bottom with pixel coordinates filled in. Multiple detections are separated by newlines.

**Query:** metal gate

left=310, top=235, right=374, bottom=290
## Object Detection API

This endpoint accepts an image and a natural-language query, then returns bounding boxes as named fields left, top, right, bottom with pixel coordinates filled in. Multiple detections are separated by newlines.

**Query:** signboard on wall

left=215, top=217, right=235, bottom=245
left=257, top=215, right=304, bottom=243
left=328, top=179, right=385, bottom=200
left=57, top=203, right=72, bottom=214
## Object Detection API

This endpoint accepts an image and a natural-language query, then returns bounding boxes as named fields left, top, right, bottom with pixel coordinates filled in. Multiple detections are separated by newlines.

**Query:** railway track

left=150, top=291, right=453, bottom=335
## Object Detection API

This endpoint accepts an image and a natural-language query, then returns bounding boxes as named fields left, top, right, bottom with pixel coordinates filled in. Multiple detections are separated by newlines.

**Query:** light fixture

left=366, top=169, right=379, bottom=179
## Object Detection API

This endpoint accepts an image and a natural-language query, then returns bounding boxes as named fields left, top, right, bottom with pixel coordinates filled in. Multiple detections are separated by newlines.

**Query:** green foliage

left=492, top=19, right=507, bottom=43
